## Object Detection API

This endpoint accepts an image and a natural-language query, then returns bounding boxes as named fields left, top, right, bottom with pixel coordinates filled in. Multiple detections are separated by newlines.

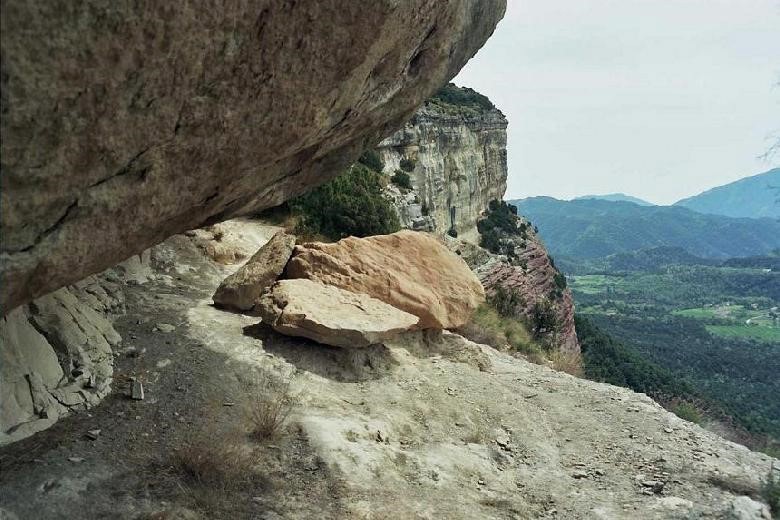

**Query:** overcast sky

left=454, top=0, right=780, bottom=205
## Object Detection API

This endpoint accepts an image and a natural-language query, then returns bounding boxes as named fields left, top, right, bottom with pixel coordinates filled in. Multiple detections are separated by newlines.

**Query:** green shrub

left=431, top=83, right=495, bottom=111
left=290, top=163, right=400, bottom=240
left=457, top=304, right=543, bottom=361
left=391, top=169, right=413, bottom=190
left=762, top=467, right=780, bottom=516
left=477, top=199, right=522, bottom=257
left=530, top=298, right=559, bottom=343
left=358, top=149, right=384, bottom=172
left=488, top=285, right=526, bottom=318
left=670, top=401, right=704, bottom=424
left=399, top=157, right=416, bottom=172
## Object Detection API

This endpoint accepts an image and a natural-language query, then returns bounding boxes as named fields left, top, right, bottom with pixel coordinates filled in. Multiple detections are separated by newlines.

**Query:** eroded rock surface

left=286, top=230, right=485, bottom=329
left=0, top=0, right=506, bottom=313
left=379, top=95, right=508, bottom=242
left=213, top=230, right=295, bottom=311
left=257, top=279, right=419, bottom=348
left=0, top=277, right=122, bottom=444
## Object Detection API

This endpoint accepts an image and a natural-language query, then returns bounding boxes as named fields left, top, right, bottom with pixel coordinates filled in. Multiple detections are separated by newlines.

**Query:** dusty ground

left=0, top=219, right=776, bottom=519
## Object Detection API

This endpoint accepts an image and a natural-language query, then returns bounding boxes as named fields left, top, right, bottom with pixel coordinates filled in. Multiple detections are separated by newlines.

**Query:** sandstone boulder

left=286, top=230, right=485, bottom=329
left=257, top=279, right=419, bottom=348
left=0, top=0, right=506, bottom=313
left=213, top=231, right=296, bottom=311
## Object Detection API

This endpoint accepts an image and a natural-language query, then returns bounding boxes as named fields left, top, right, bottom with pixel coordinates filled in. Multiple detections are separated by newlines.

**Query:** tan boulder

left=286, top=230, right=485, bottom=329
left=257, top=279, right=418, bottom=348
left=213, top=231, right=296, bottom=311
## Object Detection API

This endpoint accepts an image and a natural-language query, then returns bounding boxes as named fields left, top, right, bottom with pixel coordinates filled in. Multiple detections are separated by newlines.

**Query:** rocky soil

left=1, top=219, right=775, bottom=519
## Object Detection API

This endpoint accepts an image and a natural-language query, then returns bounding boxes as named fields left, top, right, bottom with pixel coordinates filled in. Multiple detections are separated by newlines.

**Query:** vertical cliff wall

left=379, top=86, right=579, bottom=353
left=377, top=91, right=508, bottom=243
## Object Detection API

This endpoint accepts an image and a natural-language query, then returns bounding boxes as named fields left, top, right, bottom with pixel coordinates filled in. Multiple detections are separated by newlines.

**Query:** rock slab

left=0, top=0, right=506, bottom=313
left=257, top=279, right=419, bottom=348
left=286, top=230, right=485, bottom=329
left=212, top=231, right=296, bottom=311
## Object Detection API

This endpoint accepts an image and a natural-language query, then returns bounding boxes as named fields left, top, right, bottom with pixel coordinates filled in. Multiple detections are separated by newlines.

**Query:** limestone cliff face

left=379, top=89, right=578, bottom=352
left=0, top=0, right=506, bottom=313
left=377, top=101, right=507, bottom=243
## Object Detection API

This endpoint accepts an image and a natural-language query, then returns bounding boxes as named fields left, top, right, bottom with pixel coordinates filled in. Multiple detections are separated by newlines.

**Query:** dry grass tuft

left=549, top=350, right=583, bottom=377
left=245, top=373, right=298, bottom=443
left=168, top=427, right=267, bottom=513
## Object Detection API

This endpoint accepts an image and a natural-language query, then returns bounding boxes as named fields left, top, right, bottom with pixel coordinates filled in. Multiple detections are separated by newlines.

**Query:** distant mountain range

left=511, top=197, right=780, bottom=261
left=572, top=193, right=653, bottom=206
left=674, top=168, right=779, bottom=219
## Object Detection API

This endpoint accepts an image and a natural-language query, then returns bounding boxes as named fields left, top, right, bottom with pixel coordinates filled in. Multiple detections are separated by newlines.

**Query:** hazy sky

left=454, top=0, right=780, bottom=204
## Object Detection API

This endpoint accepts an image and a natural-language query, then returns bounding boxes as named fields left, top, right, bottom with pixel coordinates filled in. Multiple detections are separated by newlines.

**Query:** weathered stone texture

left=378, top=102, right=508, bottom=242
left=286, top=230, right=485, bottom=329
left=213, top=230, right=295, bottom=311
left=257, top=279, right=419, bottom=348
left=0, top=0, right=506, bottom=313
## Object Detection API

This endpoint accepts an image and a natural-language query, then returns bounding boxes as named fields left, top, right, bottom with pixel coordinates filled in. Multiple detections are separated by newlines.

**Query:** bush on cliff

left=477, top=199, right=522, bottom=257
left=431, top=83, right=495, bottom=112
left=289, top=162, right=400, bottom=240
left=391, top=170, right=413, bottom=190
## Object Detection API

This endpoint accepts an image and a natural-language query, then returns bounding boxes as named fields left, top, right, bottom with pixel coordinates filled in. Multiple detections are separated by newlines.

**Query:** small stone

left=223, top=401, right=235, bottom=407
left=68, top=457, right=85, bottom=463
left=664, top=427, right=673, bottom=434
left=641, top=480, right=665, bottom=494
left=85, top=429, right=101, bottom=441
left=154, top=323, right=175, bottom=333
left=477, top=478, right=486, bottom=486
left=572, top=470, right=589, bottom=479
left=131, top=381, right=145, bottom=400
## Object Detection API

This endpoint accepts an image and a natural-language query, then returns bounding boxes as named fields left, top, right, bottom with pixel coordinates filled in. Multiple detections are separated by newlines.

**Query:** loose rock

left=257, top=279, right=419, bottom=348
left=286, top=230, right=485, bottom=329
left=212, top=231, right=296, bottom=311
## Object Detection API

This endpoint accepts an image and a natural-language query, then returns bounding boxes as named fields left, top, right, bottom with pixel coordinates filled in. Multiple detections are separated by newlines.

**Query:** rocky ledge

left=0, top=0, right=506, bottom=313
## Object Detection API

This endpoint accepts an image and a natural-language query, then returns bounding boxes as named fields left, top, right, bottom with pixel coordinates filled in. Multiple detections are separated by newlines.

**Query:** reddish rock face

left=479, top=230, right=579, bottom=354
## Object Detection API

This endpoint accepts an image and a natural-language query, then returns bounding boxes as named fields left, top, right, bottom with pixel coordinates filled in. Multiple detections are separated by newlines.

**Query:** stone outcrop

left=213, top=231, right=296, bottom=311
left=378, top=93, right=508, bottom=242
left=377, top=87, right=579, bottom=352
left=0, top=276, right=122, bottom=445
left=0, top=0, right=506, bottom=313
left=286, top=230, right=485, bottom=329
left=478, top=231, right=579, bottom=353
left=257, top=279, right=419, bottom=348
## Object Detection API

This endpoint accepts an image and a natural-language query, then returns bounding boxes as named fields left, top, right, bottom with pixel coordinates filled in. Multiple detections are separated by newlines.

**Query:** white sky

left=454, top=0, right=780, bottom=205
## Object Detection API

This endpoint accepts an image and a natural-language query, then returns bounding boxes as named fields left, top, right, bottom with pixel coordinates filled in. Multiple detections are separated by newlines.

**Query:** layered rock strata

left=378, top=99, right=508, bottom=242
left=0, top=275, right=122, bottom=445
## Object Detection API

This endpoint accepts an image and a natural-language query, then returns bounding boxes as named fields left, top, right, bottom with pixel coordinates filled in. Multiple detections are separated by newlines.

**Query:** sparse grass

left=169, top=428, right=267, bottom=513
left=245, top=374, right=298, bottom=443
left=458, top=304, right=543, bottom=360
left=549, top=350, right=583, bottom=377
left=669, top=400, right=704, bottom=425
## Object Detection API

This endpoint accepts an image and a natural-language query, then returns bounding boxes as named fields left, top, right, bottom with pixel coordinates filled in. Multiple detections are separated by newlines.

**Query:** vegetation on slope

left=428, top=83, right=496, bottom=114
left=512, top=196, right=780, bottom=260
left=282, top=155, right=400, bottom=240
left=566, top=257, right=780, bottom=447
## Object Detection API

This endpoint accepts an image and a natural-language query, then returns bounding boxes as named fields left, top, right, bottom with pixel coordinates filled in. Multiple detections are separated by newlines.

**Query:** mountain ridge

left=510, top=196, right=780, bottom=260
left=674, top=167, right=780, bottom=219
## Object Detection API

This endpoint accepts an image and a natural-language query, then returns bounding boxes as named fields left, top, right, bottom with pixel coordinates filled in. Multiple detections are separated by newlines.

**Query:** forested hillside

left=512, top=196, right=780, bottom=259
